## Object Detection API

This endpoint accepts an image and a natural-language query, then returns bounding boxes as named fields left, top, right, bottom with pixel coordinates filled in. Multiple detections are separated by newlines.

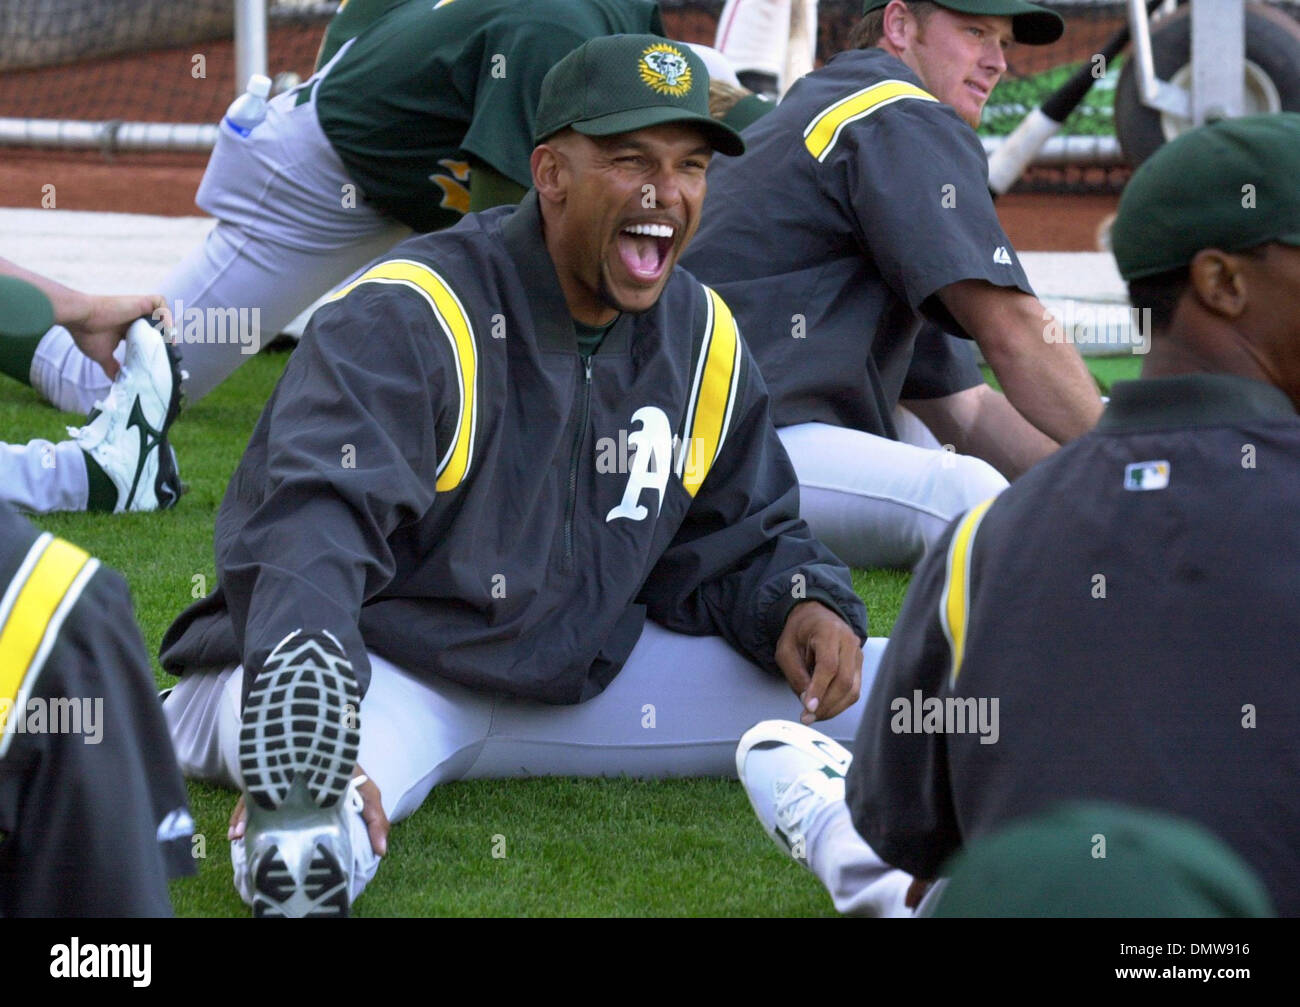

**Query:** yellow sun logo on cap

left=640, top=43, right=692, bottom=97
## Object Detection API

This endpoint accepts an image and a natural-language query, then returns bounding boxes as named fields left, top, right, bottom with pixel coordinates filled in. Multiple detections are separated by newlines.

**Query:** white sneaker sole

left=239, top=631, right=361, bottom=918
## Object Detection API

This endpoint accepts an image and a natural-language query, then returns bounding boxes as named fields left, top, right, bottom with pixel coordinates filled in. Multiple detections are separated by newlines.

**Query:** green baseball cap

left=0, top=276, right=55, bottom=338
left=1112, top=113, right=1300, bottom=281
left=862, top=0, right=1064, bottom=45
left=933, top=802, right=1274, bottom=917
left=534, top=34, right=745, bottom=157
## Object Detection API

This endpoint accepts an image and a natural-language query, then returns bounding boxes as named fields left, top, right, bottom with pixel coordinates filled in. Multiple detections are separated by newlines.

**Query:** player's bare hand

left=62, top=292, right=172, bottom=381
left=353, top=767, right=389, bottom=857
left=229, top=794, right=247, bottom=840
left=226, top=765, right=389, bottom=857
left=775, top=600, right=863, bottom=725
left=905, top=878, right=932, bottom=911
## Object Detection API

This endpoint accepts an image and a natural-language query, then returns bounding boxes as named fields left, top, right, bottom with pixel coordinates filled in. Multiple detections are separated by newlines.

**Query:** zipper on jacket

left=563, top=356, right=594, bottom=571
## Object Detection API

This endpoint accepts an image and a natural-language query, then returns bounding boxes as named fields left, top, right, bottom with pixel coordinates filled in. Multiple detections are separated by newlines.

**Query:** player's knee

left=910, top=451, right=1007, bottom=561
left=930, top=451, right=1008, bottom=519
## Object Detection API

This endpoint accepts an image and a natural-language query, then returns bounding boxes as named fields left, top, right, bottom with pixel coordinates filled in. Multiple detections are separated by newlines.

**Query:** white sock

left=805, top=799, right=915, bottom=917
left=29, top=325, right=120, bottom=414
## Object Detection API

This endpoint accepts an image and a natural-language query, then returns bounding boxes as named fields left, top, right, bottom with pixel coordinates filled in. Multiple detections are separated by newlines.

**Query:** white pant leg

left=714, top=0, right=792, bottom=79
left=468, top=622, right=882, bottom=779
left=31, top=87, right=410, bottom=412
left=163, top=624, right=885, bottom=907
left=164, top=655, right=493, bottom=905
left=164, top=664, right=240, bottom=784
left=0, top=439, right=88, bottom=513
left=164, top=88, right=411, bottom=403
left=803, top=800, right=914, bottom=917
left=892, top=404, right=942, bottom=449
left=778, top=422, right=1008, bottom=570
left=29, top=328, right=123, bottom=414
left=164, top=656, right=492, bottom=824
left=469, top=624, right=912, bottom=917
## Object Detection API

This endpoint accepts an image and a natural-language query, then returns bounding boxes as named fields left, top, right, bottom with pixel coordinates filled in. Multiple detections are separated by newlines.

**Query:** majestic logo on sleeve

left=606, top=406, right=673, bottom=523
left=640, top=43, right=692, bottom=97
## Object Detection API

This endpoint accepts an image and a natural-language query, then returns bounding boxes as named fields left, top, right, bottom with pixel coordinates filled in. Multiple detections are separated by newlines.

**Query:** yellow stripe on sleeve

left=0, top=536, right=96, bottom=749
left=681, top=288, right=742, bottom=496
left=939, top=497, right=996, bottom=685
left=327, top=258, right=478, bottom=491
left=803, top=79, right=937, bottom=162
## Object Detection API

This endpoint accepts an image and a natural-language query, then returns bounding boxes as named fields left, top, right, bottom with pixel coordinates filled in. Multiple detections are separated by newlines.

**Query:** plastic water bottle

left=222, top=74, right=272, bottom=138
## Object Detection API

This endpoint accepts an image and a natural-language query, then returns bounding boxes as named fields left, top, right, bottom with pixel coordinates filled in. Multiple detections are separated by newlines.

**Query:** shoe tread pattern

left=251, top=843, right=350, bottom=918
left=239, top=632, right=360, bottom=812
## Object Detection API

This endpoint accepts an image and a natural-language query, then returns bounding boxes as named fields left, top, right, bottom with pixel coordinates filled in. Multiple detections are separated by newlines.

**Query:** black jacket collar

left=499, top=190, right=632, bottom=355
left=1098, top=373, right=1297, bottom=432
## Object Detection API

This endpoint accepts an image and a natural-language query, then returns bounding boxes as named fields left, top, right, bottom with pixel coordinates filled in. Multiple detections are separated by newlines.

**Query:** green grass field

left=2, top=348, right=1141, bottom=917
left=979, top=56, right=1124, bottom=138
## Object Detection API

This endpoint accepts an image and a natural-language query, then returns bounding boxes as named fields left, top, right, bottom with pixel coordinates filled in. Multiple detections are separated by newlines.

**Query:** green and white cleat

left=736, top=719, right=852, bottom=866
left=69, top=317, right=184, bottom=512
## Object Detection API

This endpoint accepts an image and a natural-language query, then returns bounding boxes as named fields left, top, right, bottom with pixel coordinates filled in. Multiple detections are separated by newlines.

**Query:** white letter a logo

left=606, top=406, right=672, bottom=523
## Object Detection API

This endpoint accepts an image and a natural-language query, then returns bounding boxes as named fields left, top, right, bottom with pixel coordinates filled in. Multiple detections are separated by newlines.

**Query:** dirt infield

left=0, top=148, right=1116, bottom=251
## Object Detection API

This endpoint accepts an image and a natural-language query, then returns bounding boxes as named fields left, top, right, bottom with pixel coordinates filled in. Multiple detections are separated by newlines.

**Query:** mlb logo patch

left=1124, top=460, right=1170, bottom=491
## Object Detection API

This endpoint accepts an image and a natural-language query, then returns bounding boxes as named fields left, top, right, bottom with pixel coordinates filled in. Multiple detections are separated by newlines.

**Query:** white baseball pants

left=714, top=0, right=818, bottom=93
left=6, top=53, right=409, bottom=513
left=777, top=414, right=1009, bottom=570
left=163, top=620, right=911, bottom=914
left=0, top=438, right=90, bottom=513
left=29, top=45, right=409, bottom=415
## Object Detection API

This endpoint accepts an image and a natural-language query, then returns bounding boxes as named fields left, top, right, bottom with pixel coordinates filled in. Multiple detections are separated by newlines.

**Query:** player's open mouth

left=965, top=80, right=991, bottom=101
left=617, top=221, right=676, bottom=283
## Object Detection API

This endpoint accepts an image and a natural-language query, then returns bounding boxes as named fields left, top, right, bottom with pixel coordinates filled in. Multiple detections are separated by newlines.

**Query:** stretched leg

left=0, top=440, right=88, bottom=513
left=472, top=624, right=911, bottom=916
left=802, top=795, right=915, bottom=916
left=2, top=318, right=181, bottom=513
left=164, top=648, right=496, bottom=910
left=778, top=421, right=1008, bottom=569
left=164, top=621, right=885, bottom=910
left=467, top=622, right=878, bottom=779
left=735, top=719, right=916, bottom=917
left=29, top=84, right=410, bottom=412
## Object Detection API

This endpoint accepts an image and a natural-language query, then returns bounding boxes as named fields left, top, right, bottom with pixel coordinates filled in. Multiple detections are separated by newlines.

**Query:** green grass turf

left=982, top=352, right=1142, bottom=395
left=979, top=55, right=1124, bottom=139
left=2, top=349, right=1136, bottom=917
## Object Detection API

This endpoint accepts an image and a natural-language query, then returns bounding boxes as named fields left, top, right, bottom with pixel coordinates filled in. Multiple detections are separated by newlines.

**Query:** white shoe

left=233, top=773, right=375, bottom=911
left=239, top=630, right=362, bottom=918
left=68, top=317, right=184, bottom=512
left=736, top=719, right=853, bottom=867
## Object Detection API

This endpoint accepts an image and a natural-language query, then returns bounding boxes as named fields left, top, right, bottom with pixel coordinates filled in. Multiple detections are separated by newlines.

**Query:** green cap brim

left=862, top=0, right=1065, bottom=45
left=571, top=105, right=746, bottom=157
left=0, top=276, right=55, bottom=339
